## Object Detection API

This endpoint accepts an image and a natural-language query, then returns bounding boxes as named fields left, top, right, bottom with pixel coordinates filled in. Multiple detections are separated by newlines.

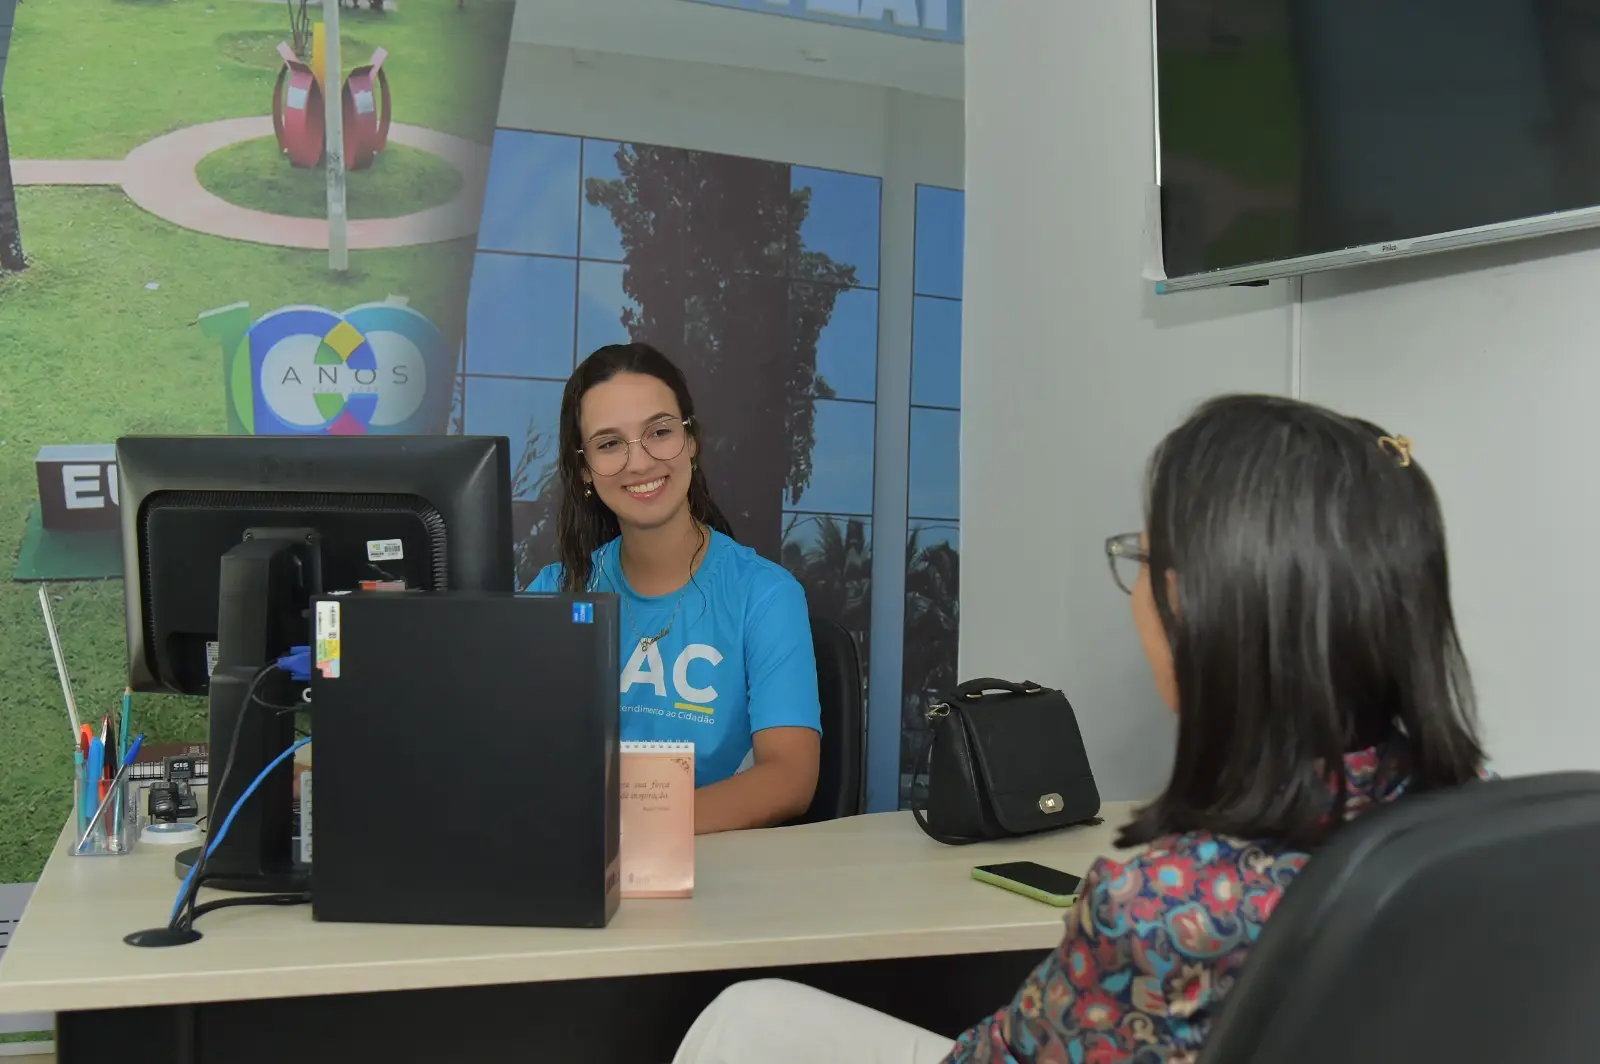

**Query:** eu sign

left=36, top=444, right=120, bottom=533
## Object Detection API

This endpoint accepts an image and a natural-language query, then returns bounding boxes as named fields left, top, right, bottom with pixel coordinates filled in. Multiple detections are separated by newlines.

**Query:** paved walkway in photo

left=11, top=159, right=126, bottom=186
left=13, top=115, right=487, bottom=251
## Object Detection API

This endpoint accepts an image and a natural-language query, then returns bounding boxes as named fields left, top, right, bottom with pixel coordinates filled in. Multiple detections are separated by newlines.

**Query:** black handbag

left=912, top=678, right=1102, bottom=845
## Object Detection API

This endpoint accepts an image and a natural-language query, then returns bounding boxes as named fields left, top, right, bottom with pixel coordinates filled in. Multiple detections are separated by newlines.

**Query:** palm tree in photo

left=509, top=418, right=561, bottom=589
left=781, top=514, right=871, bottom=656
left=585, top=143, right=854, bottom=560
left=900, top=528, right=960, bottom=805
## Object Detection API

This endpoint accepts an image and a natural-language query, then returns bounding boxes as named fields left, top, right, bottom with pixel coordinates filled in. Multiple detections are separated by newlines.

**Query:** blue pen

left=122, top=734, right=144, bottom=772
left=85, top=739, right=103, bottom=831
left=73, top=747, right=87, bottom=835
left=119, top=689, right=132, bottom=764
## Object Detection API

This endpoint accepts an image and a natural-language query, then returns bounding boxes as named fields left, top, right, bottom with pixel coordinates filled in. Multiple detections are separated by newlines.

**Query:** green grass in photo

left=218, top=29, right=376, bottom=72
left=196, top=136, right=464, bottom=220
left=5, top=0, right=510, bottom=159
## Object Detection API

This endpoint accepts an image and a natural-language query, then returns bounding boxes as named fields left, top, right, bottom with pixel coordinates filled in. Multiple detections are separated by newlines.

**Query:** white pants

left=672, top=979, right=955, bottom=1064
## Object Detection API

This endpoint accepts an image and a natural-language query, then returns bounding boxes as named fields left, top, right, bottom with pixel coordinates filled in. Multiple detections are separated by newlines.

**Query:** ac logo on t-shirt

left=621, top=642, right=725, bottom=713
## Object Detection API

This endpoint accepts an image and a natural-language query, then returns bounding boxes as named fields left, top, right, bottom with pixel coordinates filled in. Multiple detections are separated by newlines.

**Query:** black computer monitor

left=118, top=435, right=514, bottom=894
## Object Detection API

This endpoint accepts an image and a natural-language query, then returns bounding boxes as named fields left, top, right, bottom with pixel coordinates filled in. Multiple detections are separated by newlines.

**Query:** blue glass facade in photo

left=901, top=183, right=963, bottom=804
left=462, top=129, right=962, bottom=810
left=460, top=132, right=881, bottom=614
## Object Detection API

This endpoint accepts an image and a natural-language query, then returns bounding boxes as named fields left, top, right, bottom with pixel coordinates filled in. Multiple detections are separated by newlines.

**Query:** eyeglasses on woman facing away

left=1105, top=532, right=1148, bottom=595
left=578, top=416, right=693, bottom=477
left=1103, top=432, right=1418, bottom=595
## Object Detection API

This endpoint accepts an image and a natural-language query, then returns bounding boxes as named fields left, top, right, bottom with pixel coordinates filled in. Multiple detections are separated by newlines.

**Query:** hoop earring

left=584, top=484, right=593, bottom=499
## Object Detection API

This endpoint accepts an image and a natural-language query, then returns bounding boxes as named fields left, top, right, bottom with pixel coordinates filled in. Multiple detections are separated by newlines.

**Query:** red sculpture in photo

left=342, top=48, right=392, bottom=171
left=271, top=42, right=392, bottom=172
left=272, top=41, right=325, bottom=168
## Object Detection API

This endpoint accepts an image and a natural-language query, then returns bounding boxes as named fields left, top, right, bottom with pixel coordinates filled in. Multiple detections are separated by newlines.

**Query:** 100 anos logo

left=201, top=297, right=453, bottom=436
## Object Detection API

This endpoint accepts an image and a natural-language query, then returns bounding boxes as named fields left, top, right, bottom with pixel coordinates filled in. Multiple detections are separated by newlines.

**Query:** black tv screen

left=1157, top=0, right=1600, bottom=284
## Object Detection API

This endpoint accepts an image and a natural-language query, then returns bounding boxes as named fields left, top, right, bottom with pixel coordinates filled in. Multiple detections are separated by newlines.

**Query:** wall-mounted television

left=1155, top=0, right=1600, bottom=292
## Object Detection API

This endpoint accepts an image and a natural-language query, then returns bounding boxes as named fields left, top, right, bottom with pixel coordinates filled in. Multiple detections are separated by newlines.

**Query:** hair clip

left=1377, top=435, right=1413, bottom=468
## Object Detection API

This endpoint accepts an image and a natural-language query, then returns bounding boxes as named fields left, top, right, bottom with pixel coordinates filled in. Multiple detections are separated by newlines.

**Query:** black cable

left=187, top=890, right=310, bottom=923
left=189, top=696, right=304, bottom=829
left=173, top=663, right=283, bottom=930
left=174, top=664, right=276, bottom=928
left=254, top=688, right=303, bottom=714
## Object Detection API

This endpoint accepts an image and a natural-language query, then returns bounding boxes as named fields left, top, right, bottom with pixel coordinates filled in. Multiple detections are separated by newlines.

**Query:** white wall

left=960, top=1, right=1294, bottom=801
left=1301, top=233, right=1600, bottom=777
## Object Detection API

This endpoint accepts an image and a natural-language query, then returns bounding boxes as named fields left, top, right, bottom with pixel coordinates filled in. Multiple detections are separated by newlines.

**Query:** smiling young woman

left=526, top=343, right=822, bottom=834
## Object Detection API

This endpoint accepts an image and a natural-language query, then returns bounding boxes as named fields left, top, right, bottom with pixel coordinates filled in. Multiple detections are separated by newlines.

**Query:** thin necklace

left=600, top=530, right=706, bottom=652
left=626, top=587, right=685, bottom=652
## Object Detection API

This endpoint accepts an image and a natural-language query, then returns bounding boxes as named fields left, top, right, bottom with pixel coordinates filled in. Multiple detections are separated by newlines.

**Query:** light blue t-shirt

left=528, top=531, right=821, bottom=787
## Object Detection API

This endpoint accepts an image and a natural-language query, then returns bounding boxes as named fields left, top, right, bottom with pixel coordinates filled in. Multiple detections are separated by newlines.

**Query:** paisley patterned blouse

left=945, top=743, right=1414, bottom=1064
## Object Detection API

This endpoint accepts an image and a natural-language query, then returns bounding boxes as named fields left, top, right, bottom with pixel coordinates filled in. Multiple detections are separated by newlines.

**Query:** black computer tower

left=308, top=590, right=621, bottom=929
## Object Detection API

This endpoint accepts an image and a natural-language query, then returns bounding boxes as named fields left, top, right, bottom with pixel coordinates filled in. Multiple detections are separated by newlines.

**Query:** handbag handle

left=909, top=728, right=984, bottom=846
left=951, top=678, right=1046, bottom=701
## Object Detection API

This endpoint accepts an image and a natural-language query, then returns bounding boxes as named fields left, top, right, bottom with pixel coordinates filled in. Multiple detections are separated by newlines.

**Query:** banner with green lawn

left=0, top=0, right=512, bottom=947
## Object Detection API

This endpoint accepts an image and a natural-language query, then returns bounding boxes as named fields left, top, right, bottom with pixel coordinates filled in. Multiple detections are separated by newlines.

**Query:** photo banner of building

left=0, top=7, right=963, bottom=1041
left=0, top=5, right=515, bottom=1038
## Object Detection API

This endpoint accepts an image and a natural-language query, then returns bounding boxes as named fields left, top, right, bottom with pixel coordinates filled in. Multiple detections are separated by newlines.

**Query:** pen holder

left=72, top=772, right=140, bottom=857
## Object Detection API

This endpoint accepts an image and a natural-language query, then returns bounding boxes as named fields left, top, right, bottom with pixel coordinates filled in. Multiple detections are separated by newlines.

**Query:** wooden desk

left=0, top=807, right=1133, bottom=1063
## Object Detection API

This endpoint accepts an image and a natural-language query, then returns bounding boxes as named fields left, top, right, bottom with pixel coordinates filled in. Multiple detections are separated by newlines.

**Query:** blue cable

left=170, top=736, right=311, bottom=923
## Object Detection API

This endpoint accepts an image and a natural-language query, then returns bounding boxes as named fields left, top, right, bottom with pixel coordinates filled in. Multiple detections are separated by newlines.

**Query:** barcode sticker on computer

left=366, top=538, right=404, bottom=562
left=205, top=641, right=219, bottom=677
left=315, top=601, right=341, bottom=679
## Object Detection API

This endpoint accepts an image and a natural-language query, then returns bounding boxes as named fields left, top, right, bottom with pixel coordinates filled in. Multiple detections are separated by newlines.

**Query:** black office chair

left=794, top=616, right=866, bottom=824
left=1198, top=771, right=1600, bottom=1064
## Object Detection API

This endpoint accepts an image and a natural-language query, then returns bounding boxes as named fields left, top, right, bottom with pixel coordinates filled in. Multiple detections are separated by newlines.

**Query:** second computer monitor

left=117, top=433, right=515, bottom=893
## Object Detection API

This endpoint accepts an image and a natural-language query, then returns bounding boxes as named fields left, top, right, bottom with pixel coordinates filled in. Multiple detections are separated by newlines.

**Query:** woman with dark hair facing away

left=528, top=343, right=821, bottom=834
left=671, top=394, right=1488, bottom=1062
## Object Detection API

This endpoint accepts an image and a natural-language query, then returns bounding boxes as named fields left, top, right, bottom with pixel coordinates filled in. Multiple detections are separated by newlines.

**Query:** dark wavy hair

left=554, top=343, right=735, bottom=593
left=1117, top=394, right=1485, bottom=852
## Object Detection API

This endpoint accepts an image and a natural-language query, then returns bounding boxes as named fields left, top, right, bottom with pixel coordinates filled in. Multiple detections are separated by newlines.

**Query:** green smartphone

left=972, top=861, right=1084, bottom=907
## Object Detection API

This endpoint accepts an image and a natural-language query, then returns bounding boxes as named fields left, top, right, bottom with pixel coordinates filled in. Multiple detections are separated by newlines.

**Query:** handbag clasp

left=1039, top=792, right=1064, bottom=814
left=926, top=702, right=950, bottom=719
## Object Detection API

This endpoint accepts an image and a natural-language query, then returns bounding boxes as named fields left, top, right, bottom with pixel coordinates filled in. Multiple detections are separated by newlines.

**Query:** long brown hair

left=1117, top=395, right=1483, bottom=852
left=555, top=343, right=735, bottom=592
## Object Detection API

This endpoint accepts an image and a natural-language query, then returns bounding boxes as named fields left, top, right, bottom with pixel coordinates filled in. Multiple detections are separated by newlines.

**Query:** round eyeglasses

left=578, top=417, right=692, bottom=477
left=1104, top=532, right=1148, bottom=595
